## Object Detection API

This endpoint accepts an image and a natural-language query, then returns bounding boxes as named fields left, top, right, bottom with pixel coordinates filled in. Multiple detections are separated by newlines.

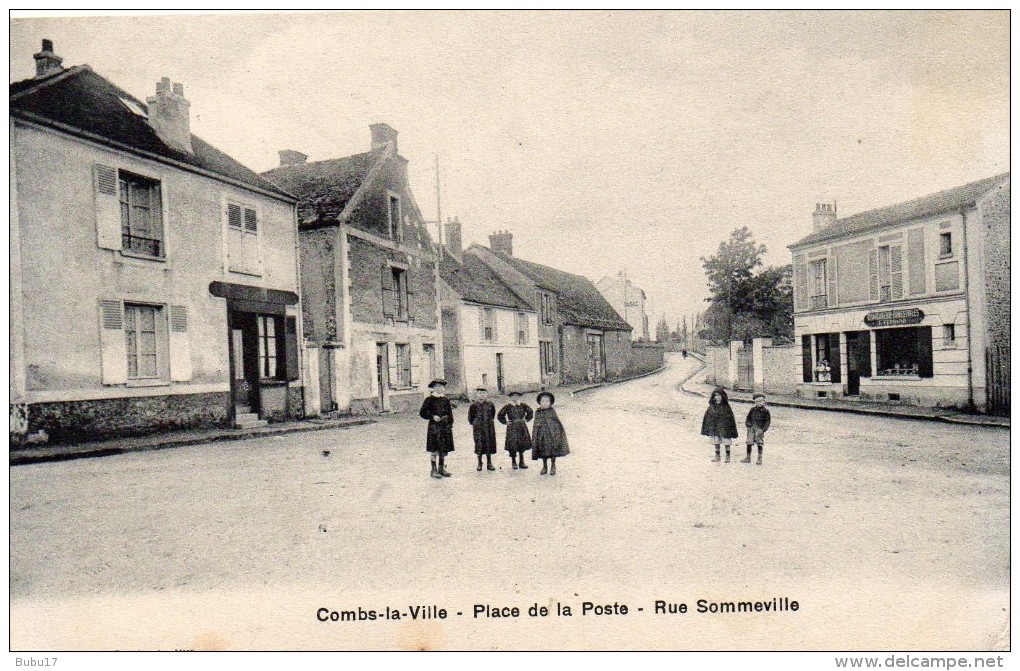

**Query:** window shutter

left=793, top=254, right=807, bottom=311
left=826, top=258, right=837, bottom=308
left=381, top=265, right=394, bottom=317
left=907, top=229, right=926, bottom=295
left=890, top=245, right=903, bottom=299
left=410, top=347, right=421, bottom=386
left=868, top=249, right=879, bottom=301
left=168, top=305, right=192, bottom=382
left=801, top=335, right=812, bottom=383
left=99, top=299, right=128, bottom=384
left=828, top=333, right=841, bottom=383
left=492, top=310, right=499, bottom=342
left=916, top=326, right=934, bottom=378
left=479, top=308, right=486, bottom=342
left=387, top=343, right=398, bottom=389
left=94, top=164, right=122, bottom=250
left=284, top=316, right=300, bottom=382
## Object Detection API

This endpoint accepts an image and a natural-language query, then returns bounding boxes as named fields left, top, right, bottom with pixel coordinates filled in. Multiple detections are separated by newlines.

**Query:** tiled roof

left=495, top=252, right=632, bottom=331
left=10, top=66, right=294, bottom=200
left=790, top=172, right=1010, bottom=248
left=261, top=153, right=373, bottom=225
left=440, top=250, right=532, bottom=311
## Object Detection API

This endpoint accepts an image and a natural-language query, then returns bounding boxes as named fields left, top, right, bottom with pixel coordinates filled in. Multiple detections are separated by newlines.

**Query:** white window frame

left=123, top=302, right=168, bottom=383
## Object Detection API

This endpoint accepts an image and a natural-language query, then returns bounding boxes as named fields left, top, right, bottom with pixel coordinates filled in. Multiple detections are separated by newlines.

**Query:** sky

left=10, top=11, right=1009, bottom=329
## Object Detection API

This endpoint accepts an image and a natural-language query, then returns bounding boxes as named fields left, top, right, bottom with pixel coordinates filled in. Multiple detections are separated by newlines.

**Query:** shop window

left=876, top=326, right=933, bottom=378
left=257, top=315, right=280, bottom=379
left=812, top=333, right=841, bottom=383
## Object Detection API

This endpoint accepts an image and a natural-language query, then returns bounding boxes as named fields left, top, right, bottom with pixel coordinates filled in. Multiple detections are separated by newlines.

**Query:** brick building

left=789, top=173, right=1010, bottom=413
left=9, top=41, right=304, bottom=443
left=262, top=124, right=442, bottom=415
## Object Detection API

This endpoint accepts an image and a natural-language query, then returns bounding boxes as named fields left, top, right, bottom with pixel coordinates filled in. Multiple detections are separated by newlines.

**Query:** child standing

left=419, top=379, right=455, bottom=478
left=742, top=393, right=771, bottom=465
left=700, top=387, right=738, bottom=463
left=531, top=391, right=569, bottom=475
left=497, top=391, right=533, bottom=470
left=468, top=387, right=498, bottom=472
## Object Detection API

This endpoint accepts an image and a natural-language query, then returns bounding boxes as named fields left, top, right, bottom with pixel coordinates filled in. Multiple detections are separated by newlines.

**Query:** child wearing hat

left=497, top=391, right=533, bottom=470
left=742, top=393, right=771, bottom=465
left=531, top=391, right=569, bottom=475
left=468, top=387, right=498, bottom=472
left=700, top=387, right=739, bottom=463
left=419, top=379, right=455, bottom=478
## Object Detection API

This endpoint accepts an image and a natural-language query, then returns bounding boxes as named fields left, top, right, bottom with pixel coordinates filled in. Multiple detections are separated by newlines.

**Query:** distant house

left=438, top=218, right=540, bottom=396
left=469, top=232, right=637, bottom=385
left=262, top=124, right=442, bottom=415
left=9, top=40, right=304, bottom=443
left=789, top=173, right=1010, bottom=414
left=596, top=272, right=651, bottom=341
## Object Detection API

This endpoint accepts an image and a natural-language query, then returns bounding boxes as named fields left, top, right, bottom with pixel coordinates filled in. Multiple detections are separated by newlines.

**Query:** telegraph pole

left=435, top=154, right=443, bottom=253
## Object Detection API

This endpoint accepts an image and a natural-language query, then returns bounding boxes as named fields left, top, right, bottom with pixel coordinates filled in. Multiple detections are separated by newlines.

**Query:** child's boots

left=431, top=461, right=443, bottom=479
left=724, top=446, right=731, bottom=463
left=757, top=446, right=763, bottom=466
left=741, top=445, right=752, bottom=464
left=518, top=453, right=528, bottom=469
left=712, top=446, right=721, bottom=462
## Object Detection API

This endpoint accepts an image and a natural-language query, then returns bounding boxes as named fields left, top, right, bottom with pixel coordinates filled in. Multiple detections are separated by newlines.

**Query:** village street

left=10, top=355, right=1009, bottom=651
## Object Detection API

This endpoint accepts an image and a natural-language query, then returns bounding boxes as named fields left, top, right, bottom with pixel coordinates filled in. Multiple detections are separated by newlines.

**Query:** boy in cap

left=742, top=393, right=771, bottom=465
left=497, top=391, right=533, bottom=470
left=468, top=387, right=498, bottom=472
left=419, top=379, right=455, bottom=478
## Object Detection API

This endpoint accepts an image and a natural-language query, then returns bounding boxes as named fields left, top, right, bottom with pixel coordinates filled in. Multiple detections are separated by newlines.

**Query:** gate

left=736, top=346, right=754, bottom=391
left=986, top=345, right=1010, bottom=416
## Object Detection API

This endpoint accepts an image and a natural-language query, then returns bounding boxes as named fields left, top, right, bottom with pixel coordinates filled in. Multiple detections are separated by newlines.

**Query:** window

left=124, top=304, right=161, bottom=378
left=395, top=343, right=411, bottom=387
left=876, top=326, right=933, bottom=378
left=391, top=267, right=409, bottom=320
left=812, top=333, right=841, bottom=383
left=482, top=308, right=495, bottom=342
left=943, top=323, right=956, bottom=347
left=422, top=343, right=437, bottom=381
left=516, top=312, right=529, bottom=345
left=540, top=341, right=556, bottom=374
left=257, top=315, right=279, bottom=379
left=809, top=259, right=827, bottom=309
left=540, top=293, right=554, bottom=325
left=388, top=194, right=401, bottom=240
left=939, top=232, right=953, bottom=258
left=119, top=172, right=163, bottom=257
left=227, top=202, right=260, bottom=275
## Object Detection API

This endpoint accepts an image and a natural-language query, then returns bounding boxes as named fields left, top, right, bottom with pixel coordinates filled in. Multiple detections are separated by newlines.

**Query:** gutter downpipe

left=960, top=205, right=976, bottom=413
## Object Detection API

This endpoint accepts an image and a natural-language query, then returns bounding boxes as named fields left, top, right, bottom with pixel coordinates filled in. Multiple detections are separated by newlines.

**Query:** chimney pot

left=278, top=149, right=308, bottom=167
left=489, top=230, right=514, bottom=257
left=33, top=38, right=64, bottom=78
left=146, top=77, right=193, bottom=154
left=370, top=123, right=398, bottom=155
left=445, top=216, right=463, bottom=262
left=173, top=82, right=184, bottom=95
left=812, top=200, right=837, bottom=233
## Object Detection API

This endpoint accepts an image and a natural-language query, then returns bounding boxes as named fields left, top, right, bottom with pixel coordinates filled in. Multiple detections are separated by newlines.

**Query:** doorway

left=229, top=312, right=260, bottom=416
left=496, top=353, right=505, bottom=393
left=845, top=331, right=871, bottom=396
left=376, top=342, right=388, bottom=410
left=586, top=334, right=604, bottom=382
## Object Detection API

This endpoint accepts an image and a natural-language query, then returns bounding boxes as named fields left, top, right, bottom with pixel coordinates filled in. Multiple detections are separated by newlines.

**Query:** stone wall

left=629, top=342, right=666, bottom=376
left=981, top=184, right=1010, bottom=347
left=760, top=345, right=800, bottom=395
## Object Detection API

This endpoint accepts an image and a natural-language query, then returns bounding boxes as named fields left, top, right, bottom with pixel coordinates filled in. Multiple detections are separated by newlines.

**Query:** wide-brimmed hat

left=475, top=386, right=488, bottom=392
left=752, top=392, right=766, bottom=400
left=508, top=391, right=522, bottom=398
left=536, top=391, right=555, bottom=405
left=428, top=379, right=448, bottom=389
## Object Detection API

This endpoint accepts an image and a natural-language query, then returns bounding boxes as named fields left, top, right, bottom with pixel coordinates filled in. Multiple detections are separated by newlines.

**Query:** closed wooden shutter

left=94, top=164, right=122, bottom=250
left=826, top=257, right=837, bottom=308
left=285, top=316, right=300, bottom=382
left=793, top=254, right=807, bottom=311
left=410, top=347, right=421, bottom=386
left=916, top=326, right=934, bottom=378
left=828, top=333, right=841, bottom=383
left=168, top=305, right=192, bottom=382
left=907, top=229, right=926, bottom=295
left=890, top=244, right=903, bottom=299
left=387, top=342, right=398, bottom=389
left=868, top=249, right=879, bottom=301
left=801, top=335, right=812, bottom=383
left=479, top=307, right=486, bottom=342
left=381, top=264, right=394, bottom=317
left=99, top=299, right=127, bottom=384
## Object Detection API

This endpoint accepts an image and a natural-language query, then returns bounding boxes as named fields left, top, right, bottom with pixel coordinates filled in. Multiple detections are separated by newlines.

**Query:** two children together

left=700, top=387, right=771, bottom=465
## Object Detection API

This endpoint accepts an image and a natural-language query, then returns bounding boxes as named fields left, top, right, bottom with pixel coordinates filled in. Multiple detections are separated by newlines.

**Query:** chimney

left=370, top=123, right=398, bottom=155
left=489, top=230, right=513, bottom=257
left=278, top=149, right=308, bottom=167
left=146, top=77, right=192, bottom=154
left=812, top=202, right=837, bottom=232
left=445, top=216, right=463, bottom=262
left=33, top=39, right=63, bottom=78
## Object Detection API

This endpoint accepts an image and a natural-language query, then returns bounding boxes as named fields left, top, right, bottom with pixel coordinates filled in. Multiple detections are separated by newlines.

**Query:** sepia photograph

left=7, top=9, right=1011, bottom=661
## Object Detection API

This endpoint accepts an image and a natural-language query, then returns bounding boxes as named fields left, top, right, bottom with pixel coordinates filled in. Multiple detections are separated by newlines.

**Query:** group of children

left=419, top=379, right=570, bottom=479
left=700, top=387, right=771, bottom=465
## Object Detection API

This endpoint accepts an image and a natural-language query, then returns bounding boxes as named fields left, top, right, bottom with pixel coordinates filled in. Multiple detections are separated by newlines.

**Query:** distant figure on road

left=743, top=392, right=771, bottom=466
left=531, top=391, right=570, bottom=476
left=420, top=379, right=455, bottom=479
left=682, top=349, right=688, bottom=359
left=497, top=391, right=533, bottom=470
left=469, top=387, right=498, bottom=472
left=701, top=387, right=738, bottom=463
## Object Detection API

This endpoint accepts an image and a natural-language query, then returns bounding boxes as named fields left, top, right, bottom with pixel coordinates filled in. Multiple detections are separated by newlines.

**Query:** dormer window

left=118, top=97, right=148, bottom=118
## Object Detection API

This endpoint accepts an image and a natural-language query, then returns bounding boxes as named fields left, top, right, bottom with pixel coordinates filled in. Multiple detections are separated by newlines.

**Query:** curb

left=571, top=364, right=670, bottom=397
left=678, top=361, right=1008, bottom=429
left=10, top=418, right=377, bottom=466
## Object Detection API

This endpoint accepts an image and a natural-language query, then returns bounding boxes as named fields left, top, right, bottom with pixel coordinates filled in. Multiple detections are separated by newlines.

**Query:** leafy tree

left=655, top=315, right=671, bottom=343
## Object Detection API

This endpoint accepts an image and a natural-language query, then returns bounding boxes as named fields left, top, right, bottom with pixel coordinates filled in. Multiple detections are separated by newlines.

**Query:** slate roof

left=790, top=172, right=1010, bottom=249
left=261, top=153, right=374, bottom=224
left=488, top=251, right=632, bottom=331
left=440, top=249, right=532, bottom=311
left=10, top=66, right=294, bottom=200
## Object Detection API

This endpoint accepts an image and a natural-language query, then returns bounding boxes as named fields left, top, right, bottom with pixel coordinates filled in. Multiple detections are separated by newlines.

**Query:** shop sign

left=864, top=308, right=924, bottom=327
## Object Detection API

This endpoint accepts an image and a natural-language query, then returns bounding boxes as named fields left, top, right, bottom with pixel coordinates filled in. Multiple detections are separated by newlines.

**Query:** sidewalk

left=9, top=415, right=376, bottom=466
left=681, top=355, right=1009, bottom=429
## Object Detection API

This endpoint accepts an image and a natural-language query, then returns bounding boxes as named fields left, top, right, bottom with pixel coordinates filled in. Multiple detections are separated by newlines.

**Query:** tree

left=655, top=314, right=671, bottom=344
left=700, top=228, right=793, bottom=342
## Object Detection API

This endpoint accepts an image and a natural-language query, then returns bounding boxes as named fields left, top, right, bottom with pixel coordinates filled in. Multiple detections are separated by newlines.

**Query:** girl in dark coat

left=497, top=391, right=533, bottom=470
left=420, top=379, right=455, bottom=478
left=468, top=387, right=498, bottom=472
left=701, top=387, right=739, bottom=463
left=531, top=392, right=570, bottom=475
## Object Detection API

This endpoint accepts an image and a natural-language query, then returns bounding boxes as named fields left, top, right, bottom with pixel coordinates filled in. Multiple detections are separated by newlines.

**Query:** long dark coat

left=700, top=388, right=739, bottom=439
left=497, top=402, right=533, bottom=453
left=468, top=400, right=498, bottom=455
left=420, top=395, right=455, bottom=453
left=531, top=407, right=570, bottom=459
